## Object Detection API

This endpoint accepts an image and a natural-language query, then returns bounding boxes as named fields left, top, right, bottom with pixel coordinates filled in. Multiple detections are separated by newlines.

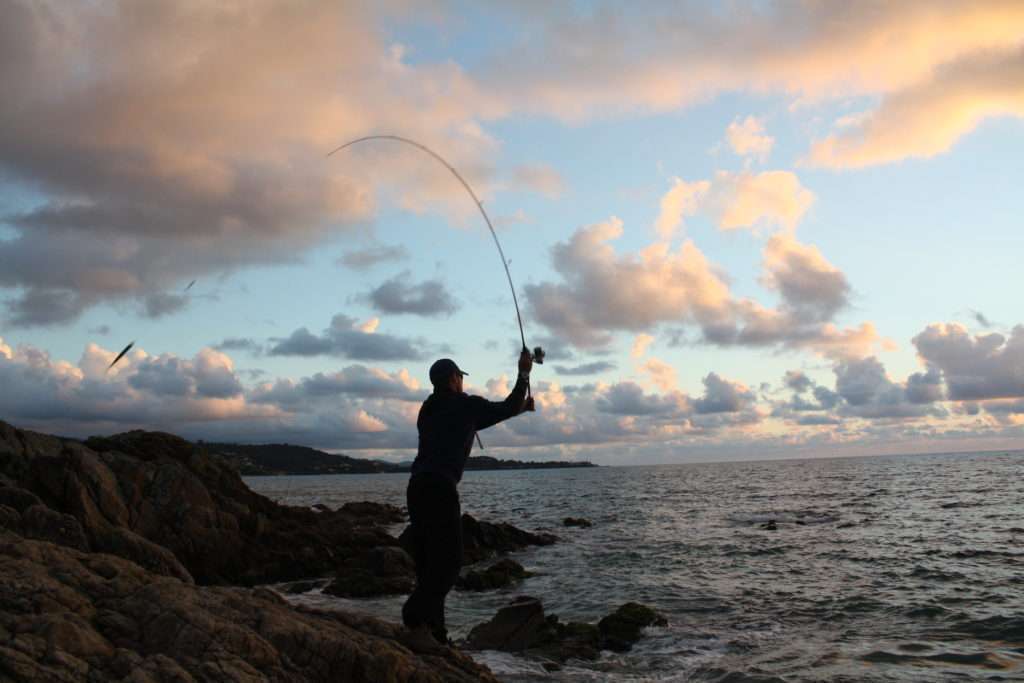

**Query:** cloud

left=0, top=1, right=497, bottom=324
left=524, top=218, right=732, bottom=347
left=640, top=357, right=677, bottom=392
left=269, top=314, right=427, bottom=361
left=762, top=233, right=849, bottom=323
left=141, top=292, right=189, bottom=319
left=213, top=337, right=264, bottom=354
left=251, top=365, right=425, bottom=406
left=481, top=2, right=1024, bottom=166
left=631, top=333, right=655, bottom=358
left=833, top=356, right=939, bottom=419
left=510, top=164, right=566, bottom=199
left=727, top=116, right=774, bottom=161
left=654, top=179, right=709, bottom=239
left=552, top=361, right=616, bottom=376
left=654, top=171, right=813, bottom=237
left=596, top=381, right=689, bottom=416
left=337, top=245, right=409, bottom=270
left=361, top=273, right=459, bottom=317
left=693, top=373, right=755, bottom=414
left=806, top=49, right=1024, bottom=168
left=912, top=323, right=1024, bottom=400
left=784, top=370, right=813, bottom=393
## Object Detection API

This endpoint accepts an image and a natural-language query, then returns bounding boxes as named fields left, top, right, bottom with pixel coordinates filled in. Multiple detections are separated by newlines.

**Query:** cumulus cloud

left=654, top=171, right=813, bottom=237
left=693, top=373, right=755, bottom=414
left=726, top=116, right=774, bottom=161
left=525, top=218, right=732, bottom=347
left=762, top=233, right=849, bottom=323
left=913, top=323, right=1024, bottom=400
left=525, top=217, right=880, bottom=360
left=337, top=245, right=409, bottom=271
left=361, top=273, right=459, bottom=317
left=269, top=314, right=427, bottom=361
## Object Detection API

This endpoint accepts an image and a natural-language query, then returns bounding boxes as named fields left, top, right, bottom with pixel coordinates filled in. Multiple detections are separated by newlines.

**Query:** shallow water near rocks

left=248, top=451, right=1024, bottom=682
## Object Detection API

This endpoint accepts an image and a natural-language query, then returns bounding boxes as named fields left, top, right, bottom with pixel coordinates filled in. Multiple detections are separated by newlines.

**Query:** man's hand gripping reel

left=522, top=346, right=544, bottom=412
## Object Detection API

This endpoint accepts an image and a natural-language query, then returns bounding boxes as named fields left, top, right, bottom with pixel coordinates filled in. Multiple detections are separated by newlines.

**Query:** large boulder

left=0, top=529, right=498, bottom=682
left=0, top=420, right=400, bottom=586
left=466, top=596, right=556, bottom=652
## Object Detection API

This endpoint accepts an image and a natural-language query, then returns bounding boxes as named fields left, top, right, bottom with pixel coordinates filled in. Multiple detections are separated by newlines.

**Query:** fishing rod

left=327, top=135, right=546, bottom=370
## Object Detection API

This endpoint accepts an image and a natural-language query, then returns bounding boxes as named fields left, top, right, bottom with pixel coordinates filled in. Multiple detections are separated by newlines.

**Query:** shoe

left=399, top=625, right=447, bottom=655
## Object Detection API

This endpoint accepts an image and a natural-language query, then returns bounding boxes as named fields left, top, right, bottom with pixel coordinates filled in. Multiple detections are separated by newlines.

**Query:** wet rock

left=399, top=513, right=557, bottom=566
left=466, top=596, right=556, bottom=651
left=467, top=598, right=666, bottom=662
left=563, top=517, right=592, bottom=528
left=457, top=558, right=533, bottom=591
left=280, top=578, right=330, bottom=594
left=760, top=520, right=778, bottom=531
left=597, top=602, right=668, bottom=651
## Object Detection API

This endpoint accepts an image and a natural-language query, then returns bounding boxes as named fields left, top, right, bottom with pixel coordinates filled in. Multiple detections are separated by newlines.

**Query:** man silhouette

left=401, top=349, right=535, bottom=649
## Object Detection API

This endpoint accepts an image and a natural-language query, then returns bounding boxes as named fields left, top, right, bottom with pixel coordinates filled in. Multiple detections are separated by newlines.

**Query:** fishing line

left=326, top=135, right=544, bottom=366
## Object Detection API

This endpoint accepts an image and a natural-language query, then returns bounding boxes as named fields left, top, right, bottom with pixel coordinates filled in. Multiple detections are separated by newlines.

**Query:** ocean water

left=246, top=451, right=1024, bottom=682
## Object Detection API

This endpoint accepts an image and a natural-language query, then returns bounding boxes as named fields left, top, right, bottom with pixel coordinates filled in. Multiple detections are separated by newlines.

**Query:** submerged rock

left=457, top=558, right=533, bottom=591
left=399, top=513, right=557, bottom=566
left=597, top=602, right=669, bottom=651
left=562, top=517, right=592, bottom=528
left=466, top=597, right=666, bottom=661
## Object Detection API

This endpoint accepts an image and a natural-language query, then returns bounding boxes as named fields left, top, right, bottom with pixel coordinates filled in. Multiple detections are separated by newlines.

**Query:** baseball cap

left=429, top=358, right=468, bottom=387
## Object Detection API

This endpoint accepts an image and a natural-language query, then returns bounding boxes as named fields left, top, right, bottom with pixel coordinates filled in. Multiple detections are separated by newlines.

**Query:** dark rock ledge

left=0, top=420, right=497, bottom=682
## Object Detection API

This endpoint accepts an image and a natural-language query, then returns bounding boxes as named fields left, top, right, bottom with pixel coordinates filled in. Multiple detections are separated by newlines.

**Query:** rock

left=279, top=579, right=329, bottom=595
left=21, top=504, right=89, bottom=551
left=597, top=602, right=668, bottom=651
left=340, top=501, right=406, bottom=524
left=0, top=420, right=402, bottom=586
left=466, top=596, right=556, bottom=652
left=563, top=517, right=592, bottom=528
left=0, top=529, right=498, bottom=682
left=760, top=520, right=778, bottom=531
left=457, top=558, right=533, bottom=591
left=91, top=526, right=193, bottom=583
left=324, top=546, right=416, bottom=598
left=399, top=513, right=556, bottom=566
left=0, top=504, right=20, bottom=532
left=0, top=486, right=43, bottom=513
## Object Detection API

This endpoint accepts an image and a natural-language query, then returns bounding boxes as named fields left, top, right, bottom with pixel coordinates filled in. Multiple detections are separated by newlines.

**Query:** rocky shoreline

left=0, top=420, right=664, bottom=681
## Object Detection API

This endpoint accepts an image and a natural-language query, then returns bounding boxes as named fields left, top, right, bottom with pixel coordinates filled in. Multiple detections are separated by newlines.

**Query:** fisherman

left=401, top=349, right=535, bottom=650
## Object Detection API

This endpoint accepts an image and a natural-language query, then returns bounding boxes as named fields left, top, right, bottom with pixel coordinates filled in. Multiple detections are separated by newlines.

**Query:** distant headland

left=201, top=441, right=596, bottom=476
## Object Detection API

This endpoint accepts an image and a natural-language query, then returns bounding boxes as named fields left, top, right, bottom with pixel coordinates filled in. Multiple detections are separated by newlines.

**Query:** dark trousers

left=402, top=473, right=462, bottom=640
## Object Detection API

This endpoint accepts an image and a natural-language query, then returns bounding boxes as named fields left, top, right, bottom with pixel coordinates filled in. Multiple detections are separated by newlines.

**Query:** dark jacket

left=411, top=375, right=529, bottom=484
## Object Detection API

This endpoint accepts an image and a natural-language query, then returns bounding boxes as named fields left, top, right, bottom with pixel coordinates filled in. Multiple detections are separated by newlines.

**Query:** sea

left=246, top=450, right=1024, bottom=682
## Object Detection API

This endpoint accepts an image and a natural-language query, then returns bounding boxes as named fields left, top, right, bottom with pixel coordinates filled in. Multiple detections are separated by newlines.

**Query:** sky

left=1, top=1, right=1023, bottom=465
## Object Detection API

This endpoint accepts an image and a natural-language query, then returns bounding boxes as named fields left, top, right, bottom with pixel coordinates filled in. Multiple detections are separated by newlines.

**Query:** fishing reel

left=531, top=346, right=545, bottom=364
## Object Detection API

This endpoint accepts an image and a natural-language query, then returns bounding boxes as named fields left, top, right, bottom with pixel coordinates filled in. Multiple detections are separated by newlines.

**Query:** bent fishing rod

left=327, top=134, right=546, bottom=372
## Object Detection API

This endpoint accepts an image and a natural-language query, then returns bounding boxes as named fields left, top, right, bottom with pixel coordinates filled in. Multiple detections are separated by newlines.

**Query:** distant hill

left=202, top=442, right=595, bottom=476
